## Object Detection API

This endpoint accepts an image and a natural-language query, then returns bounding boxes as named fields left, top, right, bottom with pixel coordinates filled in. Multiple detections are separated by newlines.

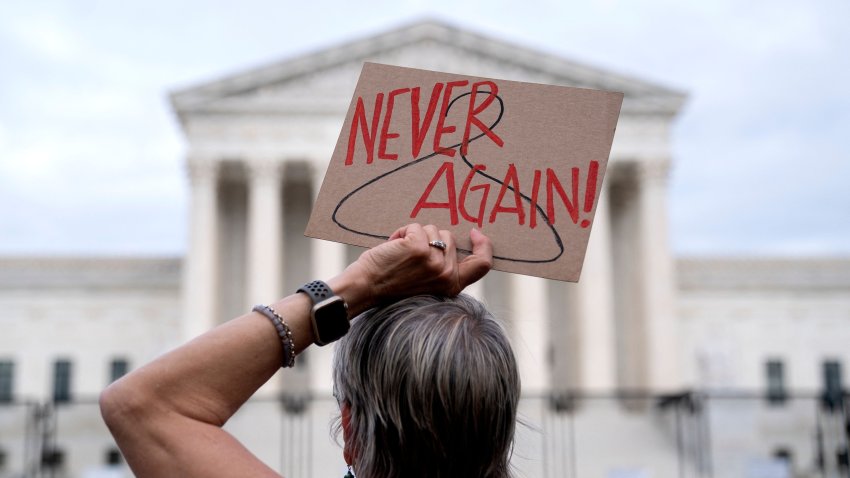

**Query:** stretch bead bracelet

left=252, top=304, right=296, bottom=368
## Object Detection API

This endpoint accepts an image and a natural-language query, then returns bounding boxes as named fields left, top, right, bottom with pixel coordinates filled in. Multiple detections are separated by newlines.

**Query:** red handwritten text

left=345, top=81, right=504, bottom=165
left=411, top=161, right=600, bottom=229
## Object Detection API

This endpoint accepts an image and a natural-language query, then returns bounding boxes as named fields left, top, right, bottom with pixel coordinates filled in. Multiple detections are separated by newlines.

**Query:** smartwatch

left=297, top=280, right=349, bottom=346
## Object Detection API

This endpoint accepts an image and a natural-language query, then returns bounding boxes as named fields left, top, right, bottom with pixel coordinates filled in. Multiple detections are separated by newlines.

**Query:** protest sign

left=305, top=63, right=623, bottom=282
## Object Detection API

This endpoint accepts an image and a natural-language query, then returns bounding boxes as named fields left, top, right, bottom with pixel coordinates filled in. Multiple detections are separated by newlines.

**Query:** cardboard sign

left=306, top=63, right=623, bottom=282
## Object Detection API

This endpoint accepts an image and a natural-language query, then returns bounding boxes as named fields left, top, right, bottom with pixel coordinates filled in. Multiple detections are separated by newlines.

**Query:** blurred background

left=1, top=1, right=848, bottom=477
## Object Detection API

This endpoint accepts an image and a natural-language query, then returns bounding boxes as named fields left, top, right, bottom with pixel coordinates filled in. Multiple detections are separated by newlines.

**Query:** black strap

left=297, top=280, right=334, bottom=304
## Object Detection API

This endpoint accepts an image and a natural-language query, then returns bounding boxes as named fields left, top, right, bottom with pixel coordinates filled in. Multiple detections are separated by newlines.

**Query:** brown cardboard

left=306, top=63, right=623, bottom=282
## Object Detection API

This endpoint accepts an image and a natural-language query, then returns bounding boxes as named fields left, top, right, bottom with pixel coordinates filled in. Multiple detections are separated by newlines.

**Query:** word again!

left=344, top=80, right=504, bottom=165
left=411, top=160, right=601, bottom=229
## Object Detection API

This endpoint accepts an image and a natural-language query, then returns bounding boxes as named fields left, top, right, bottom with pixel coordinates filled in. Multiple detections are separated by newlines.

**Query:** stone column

left=608, top=170, right=642, bottom=391
left=511, top=274, right=551, bottom=393
left=637, top=161, right=680, bottom=392
left=309, top=161, right=347, bottom=394
left=571, top=185, right=617, bottom=392
left=245, top=159, right=284, bottom=308
left=182, top=156, right=220, bottom=340
left=309, top=160, right=347, bottom=291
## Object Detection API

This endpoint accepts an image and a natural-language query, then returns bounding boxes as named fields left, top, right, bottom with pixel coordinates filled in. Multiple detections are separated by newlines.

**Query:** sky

left=1, top=0, right=848, bottom=257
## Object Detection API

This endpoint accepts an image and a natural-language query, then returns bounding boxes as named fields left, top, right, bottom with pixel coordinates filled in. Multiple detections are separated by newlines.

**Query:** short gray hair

left=332, top=294, right=520, bottom=478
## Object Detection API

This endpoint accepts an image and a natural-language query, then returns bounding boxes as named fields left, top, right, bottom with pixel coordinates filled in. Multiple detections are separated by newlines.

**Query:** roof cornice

left=677, top=257, right=850, bottom=291
left=0, top=257, right=181, bottom=290
left=171, top=19, right=686, bottom=117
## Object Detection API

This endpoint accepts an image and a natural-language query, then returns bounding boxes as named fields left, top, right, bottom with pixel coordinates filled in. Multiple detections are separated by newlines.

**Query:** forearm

left=100, top=269, right=375, bottom=476
left=102, top=293, right=307, bottom=423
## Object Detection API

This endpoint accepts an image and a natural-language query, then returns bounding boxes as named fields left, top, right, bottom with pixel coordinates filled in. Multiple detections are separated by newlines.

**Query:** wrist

left=327, top=266, right=377, bottom=318
left=269, top=292, right=317, bottom=353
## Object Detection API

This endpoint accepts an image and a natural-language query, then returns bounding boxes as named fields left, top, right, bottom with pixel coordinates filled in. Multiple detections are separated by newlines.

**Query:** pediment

left=171, top=20, right=686, bottom=120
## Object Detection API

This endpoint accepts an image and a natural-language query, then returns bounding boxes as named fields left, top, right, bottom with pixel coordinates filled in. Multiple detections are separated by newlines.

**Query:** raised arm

left=99, top=224, right=492, bottom=478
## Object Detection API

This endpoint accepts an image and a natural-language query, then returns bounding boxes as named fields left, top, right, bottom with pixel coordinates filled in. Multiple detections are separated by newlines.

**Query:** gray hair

left=332, top=294, right=520, bottom=478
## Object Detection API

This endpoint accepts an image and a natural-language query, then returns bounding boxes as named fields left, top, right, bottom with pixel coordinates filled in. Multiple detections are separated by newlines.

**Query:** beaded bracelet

left=252, top=304, right=296, bottom=368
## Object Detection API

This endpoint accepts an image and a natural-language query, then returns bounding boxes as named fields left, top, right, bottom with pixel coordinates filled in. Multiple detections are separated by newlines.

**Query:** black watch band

left=297, top=280, right=334, bottom=304
left=297, top=280, right=349, bottom=346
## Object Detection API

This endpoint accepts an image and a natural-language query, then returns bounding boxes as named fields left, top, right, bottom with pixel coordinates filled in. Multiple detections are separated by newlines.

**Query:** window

left=822, top=360, right=843, bottom=410
left=824, top=360, right=843, bottom=394
left=772, top=448, right=793, bottom=475
left=53, top=360, right=72, bottom=403
left=773, top=447, right=792, bottom=465
left=765, top=360, right=787, bottom=405
left=105, top=448, right=122, bottom=466
left=41, top=447, right=64, bottom=469
left=109, top=359, right=129, bottom=384
left=0, top=361, right=13, bottom=403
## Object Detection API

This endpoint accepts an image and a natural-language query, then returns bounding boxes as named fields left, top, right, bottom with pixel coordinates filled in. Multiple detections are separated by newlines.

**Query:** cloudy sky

left=1, top=0, right=847, bottom=257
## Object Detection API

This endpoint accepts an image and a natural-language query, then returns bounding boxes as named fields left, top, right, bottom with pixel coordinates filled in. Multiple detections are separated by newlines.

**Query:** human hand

left=330, top=224, right=493, bottom=315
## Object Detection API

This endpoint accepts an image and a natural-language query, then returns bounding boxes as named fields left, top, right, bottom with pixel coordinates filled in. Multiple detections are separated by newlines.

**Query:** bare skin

left=99, top=224, right=493, bottom=478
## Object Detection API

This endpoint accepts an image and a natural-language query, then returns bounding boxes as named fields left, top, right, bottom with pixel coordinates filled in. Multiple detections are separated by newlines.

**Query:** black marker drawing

left=332, top=90, right=565, bottom=264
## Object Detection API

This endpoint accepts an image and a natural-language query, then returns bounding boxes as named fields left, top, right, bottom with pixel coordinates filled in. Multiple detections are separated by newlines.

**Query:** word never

left=345, top=80, right=504, bottom=165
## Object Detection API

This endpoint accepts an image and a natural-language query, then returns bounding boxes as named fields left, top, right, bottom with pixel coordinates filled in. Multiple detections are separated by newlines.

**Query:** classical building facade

left=1, top=20, right=848, bottom=478
left=171, top=20, right=687, bottom=399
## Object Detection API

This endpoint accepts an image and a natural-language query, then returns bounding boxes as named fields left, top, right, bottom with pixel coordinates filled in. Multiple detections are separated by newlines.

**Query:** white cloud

left=0, top=122, right=7, bottom=151
left=3, top=9, right=83, bottom=62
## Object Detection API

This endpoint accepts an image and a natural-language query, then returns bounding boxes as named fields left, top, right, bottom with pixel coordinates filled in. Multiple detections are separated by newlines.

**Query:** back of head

left=333, top=294, right=520, bottom=478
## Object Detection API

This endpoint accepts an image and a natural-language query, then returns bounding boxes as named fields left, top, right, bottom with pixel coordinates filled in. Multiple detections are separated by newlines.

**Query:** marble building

left=172, top=19, right=686, bottom=398
left=1, top=20, right=848, bottom=478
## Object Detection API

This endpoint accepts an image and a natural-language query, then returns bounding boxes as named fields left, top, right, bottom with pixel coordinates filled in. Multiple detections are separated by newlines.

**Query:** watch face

left=314, top=297, right=350, bottom=344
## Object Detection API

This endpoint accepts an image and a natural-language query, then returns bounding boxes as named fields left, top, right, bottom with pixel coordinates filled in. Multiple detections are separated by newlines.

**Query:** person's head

left=332, top=294, right=520, bottom=478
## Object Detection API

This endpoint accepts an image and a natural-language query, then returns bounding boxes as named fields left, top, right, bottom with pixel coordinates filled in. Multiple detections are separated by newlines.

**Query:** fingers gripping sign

left=459, top=227, right=493, bottom=286
left=362, top=224, right=493, bottom=302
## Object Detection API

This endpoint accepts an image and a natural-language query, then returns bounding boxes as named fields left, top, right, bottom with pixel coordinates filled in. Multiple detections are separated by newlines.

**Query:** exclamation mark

left=580, top=160, right=599, bottom=228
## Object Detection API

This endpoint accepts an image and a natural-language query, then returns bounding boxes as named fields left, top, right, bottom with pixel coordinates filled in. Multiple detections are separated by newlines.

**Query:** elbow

left=99, top=382, right=122, bottom=430
left=100, top=377, right=149, bottom=435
